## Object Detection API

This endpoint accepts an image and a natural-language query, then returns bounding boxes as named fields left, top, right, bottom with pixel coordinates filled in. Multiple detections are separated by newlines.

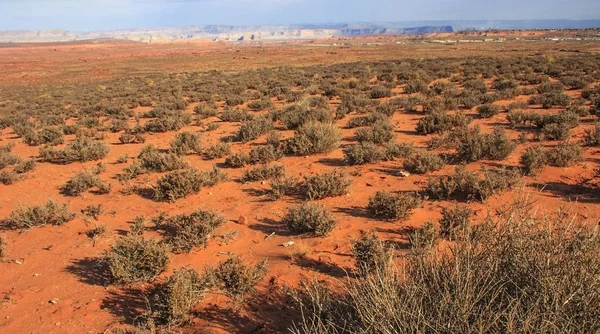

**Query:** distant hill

left=1, top=19, right=599, bottom=43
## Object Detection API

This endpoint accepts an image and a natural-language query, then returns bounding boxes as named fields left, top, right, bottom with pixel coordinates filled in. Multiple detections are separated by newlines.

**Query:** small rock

left=237, top=215, right=248, bottom=225
left=260, top=181, right=266, bottom=185
left=34, top=273, right=40, bottom=277
left=282, top=241, right=295, bottom=247
left=14, top=260, right=22, bottom=265
left=399, top=171, right=410, bottom=178
left=49, top=299, right=59, bottom=305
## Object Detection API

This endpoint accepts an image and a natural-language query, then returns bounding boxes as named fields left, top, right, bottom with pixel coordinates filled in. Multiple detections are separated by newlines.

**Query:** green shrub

left=238, top=116, right=273, bottom=142
left=368, top=191, right=422, bottom=221
left=154, top=167, right=227, bottom=202
left=5, top=200, right=75, bottom=229
left=169, top=132, right=202, bottom=155
left=157, top=210, right=227, bottom=253
left=416, top=110, right=471, bottom=135
left=457, top=127, right=516, bottom=162
left=243, top=164, right=285, bottom=182
left=343, top=142, right=385, bottom=165
left=105, top=235, right=170, bottom=284
left=117, top=162, right=146, bottom=184
left=439, top=204, right=473, bottom=240
left=285, top=122, right=341, bottom=156
left=144, top=112, right=191, bottom=133
left=204, top=142, right=231, bottom=160
left=540, top=123, right=571, bottom=141
left=211, top=255, right=267, bottom=302
left=303, top=170, right=351, bottom=200
left=546, top=142, right=583, bottom=167
left=520, top=145, right=548, bottom=176
left=352, top=231, right=393, bottom=276
left=138, top=145, right=186, bottom=172
left=347, top=112, right=389, bottom=128
left=403, top=150, right=445, bottom=174
left=283, top=202, right=337, bottom=237
left=267, top=176, right=299, bottom=200
left=194, top=105, right=218, bottom=119
left=147, top=267, right=207, bottom=326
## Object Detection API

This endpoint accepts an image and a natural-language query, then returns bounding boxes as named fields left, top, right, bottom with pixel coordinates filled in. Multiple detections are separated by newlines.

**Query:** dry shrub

left=243, top=164, right=285, bottom=182
left=426, top=166, right=521, bottom=202
left=583, top=123, right=600, bottom=146
left=23, top=126, right=64, bottom=146
left=39, top=136, right=109, bottom=164
left=238, top=116, right=273, bottom=142
left=439, top=204, right=473, bottom=240
left=384, top=142, right=415, bottom=160
left=347, top=112, right=388, bottom=129
left=477, top=103, right=501, bottom=118
left=351, top=231, right=394, bottom=276
left=156, top=210, right=226, bottom=253
left=204, top=142, right=231, bottom=160
left=303, top=170, right=351, bottom=200
left=291, top=206, right=600, bottom=334
left=0, top=170, right=19, bottom=185
left=146, top=267, right=208, bottom=326
left=81, top=204, right=104, bottom=220
left=370, top=86, right=392, bottom=99
left=268, top=176, right=299, bottom=200
left=408, top=221, right=439, bottom=250
left=403, top=150, right=445, bottom=174
left=368, top=191, right=422, bottom=221
left=154, top=167, right=227, bottom=202
left=546, top=142, right=583, bottom=167
left=520, top=145, right=548, bottom=176
left=225, top=152, right=251, bottom=168
left=343, top=142, right=384, bottom=165
left=0, top=235, right=6, bottom=260
left=458, top=127, right=516, bottom=162
left=355, top=120, right=395, bottom=144
left=105, top=235, right=170, bottom=284
left=13, top=159, right=36, bottom=174
left=61, top=167, right=111, bottom=196
left=416, top=110, right=471, bottom=135
left=169, top=132, right=202, bottom=155
left=138, top=145, right=186, bottom=172
left=285, top=122, right=341, bottom=156
left=249, top=144, right=283, bottom=164
left=283, top=202, right=337, bottom=237
left=0, top=143, right=20, bottom=169
left=5, top=200, right=75, bottom=230
left=210, top=255, right=267, bottom=303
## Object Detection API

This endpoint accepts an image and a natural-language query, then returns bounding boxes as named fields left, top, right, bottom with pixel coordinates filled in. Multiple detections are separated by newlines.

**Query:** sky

left=0, top=0, right=598, bottom=32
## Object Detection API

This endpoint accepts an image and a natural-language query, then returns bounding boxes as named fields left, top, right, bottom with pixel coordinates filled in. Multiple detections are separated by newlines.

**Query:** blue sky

left=0, top=0, right=598, bottom=31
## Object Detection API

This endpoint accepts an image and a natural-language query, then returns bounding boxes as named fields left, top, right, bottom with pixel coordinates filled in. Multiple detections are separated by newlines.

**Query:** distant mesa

left=1, top=20, right=599, bottom=43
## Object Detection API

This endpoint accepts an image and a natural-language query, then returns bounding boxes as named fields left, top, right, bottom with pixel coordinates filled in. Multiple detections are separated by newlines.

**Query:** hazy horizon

left=0, top=0, right=599, bottom=32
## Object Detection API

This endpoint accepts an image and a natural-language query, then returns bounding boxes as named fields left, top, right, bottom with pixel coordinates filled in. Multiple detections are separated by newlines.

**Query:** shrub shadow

left=529, top=182, right=599, bottom=203
left=64, top=257, right=111, bottom=286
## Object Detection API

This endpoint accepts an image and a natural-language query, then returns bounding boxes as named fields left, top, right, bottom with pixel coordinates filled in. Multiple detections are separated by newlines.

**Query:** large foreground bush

left=291, top=206, right=600, bottom=334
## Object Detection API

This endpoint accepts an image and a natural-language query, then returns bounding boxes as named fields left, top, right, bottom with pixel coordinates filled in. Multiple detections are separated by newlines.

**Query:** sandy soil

left=0, top=32, right=599, bottom=333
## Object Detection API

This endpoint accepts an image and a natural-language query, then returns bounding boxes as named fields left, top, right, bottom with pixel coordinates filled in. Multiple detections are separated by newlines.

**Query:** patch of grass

left=283, top=202, right=337, bottom=237
left=39, top=136, right=109, bottom=164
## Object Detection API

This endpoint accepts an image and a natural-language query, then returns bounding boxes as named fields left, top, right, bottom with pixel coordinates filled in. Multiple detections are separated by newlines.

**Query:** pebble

left=238, top=215, right=248, bottom=225
left=282, top=241, right=295, bottom=247
left=49, top=298, right=59, bottom=305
